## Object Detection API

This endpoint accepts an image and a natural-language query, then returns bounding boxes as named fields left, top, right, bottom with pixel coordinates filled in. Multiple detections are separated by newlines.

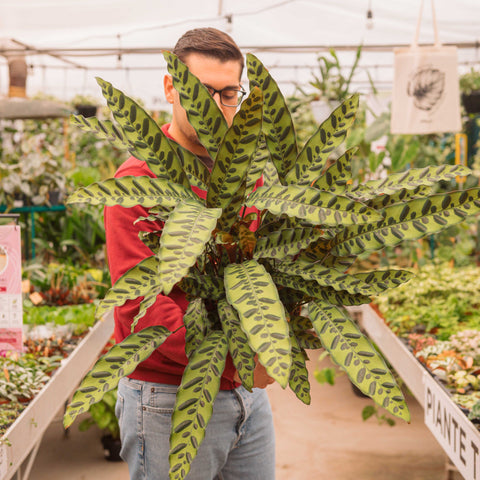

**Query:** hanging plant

left=63, top=52, right=480, bottom=480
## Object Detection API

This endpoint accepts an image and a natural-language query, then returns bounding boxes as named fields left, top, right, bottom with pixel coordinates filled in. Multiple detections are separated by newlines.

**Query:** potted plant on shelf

left=72, top=95, right=99, bottom=118
left=309, top=45, right=363, bottom=124
left=374, top=262, right=480, bottom=428
left=63, top=52, right=480, bottom=480
left=0, top=118, right=69, bottom=207
left=460, top=67, right=480, bottom=114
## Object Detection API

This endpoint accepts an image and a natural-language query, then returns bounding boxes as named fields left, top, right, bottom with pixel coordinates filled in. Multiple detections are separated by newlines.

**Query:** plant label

left=0, top=224, right=23, bottom=351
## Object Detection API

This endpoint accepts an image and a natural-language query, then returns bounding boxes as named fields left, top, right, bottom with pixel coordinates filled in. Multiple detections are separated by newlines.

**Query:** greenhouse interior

left=1, top=0, right=480, bottom=479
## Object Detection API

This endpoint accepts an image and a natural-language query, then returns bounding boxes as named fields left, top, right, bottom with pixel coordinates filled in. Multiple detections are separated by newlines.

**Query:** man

left=105, top=28, right=275, bottom=480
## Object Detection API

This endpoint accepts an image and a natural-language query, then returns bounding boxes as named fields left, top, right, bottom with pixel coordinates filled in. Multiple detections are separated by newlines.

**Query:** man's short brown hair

left=173, top=27, right=244, bottom=73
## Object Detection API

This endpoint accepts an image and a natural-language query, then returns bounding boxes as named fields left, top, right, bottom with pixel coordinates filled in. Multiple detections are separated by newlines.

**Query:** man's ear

left=164, top=74, right=175, bottom=104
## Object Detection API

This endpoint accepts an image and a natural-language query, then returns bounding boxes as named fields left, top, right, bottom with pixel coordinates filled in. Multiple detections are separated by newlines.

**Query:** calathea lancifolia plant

left=63, top=51, right=480, bottom=480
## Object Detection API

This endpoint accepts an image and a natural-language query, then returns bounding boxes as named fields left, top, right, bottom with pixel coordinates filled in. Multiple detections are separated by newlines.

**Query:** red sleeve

left=104, top=169, right=189, bottom=368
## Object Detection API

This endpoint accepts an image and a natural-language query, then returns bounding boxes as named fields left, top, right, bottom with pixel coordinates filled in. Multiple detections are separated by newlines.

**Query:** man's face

left=164, top=53, right=243, bottom=156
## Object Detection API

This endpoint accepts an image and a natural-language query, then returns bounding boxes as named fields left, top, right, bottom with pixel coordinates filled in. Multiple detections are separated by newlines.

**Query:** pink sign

left=0, top=224, right=23, bottom=351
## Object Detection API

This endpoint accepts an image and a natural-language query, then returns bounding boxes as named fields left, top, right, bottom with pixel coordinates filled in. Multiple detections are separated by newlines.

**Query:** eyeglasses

left=204, top=85, right=247, bottom=107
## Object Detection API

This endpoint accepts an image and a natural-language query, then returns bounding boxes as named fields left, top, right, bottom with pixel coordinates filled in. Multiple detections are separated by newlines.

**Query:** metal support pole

left=13, top=433, right=44, bottom=480
left=29, top=211, right=35, bottom=259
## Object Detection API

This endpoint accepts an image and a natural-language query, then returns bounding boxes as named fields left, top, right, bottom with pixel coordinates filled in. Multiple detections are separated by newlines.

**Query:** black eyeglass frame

left=204, top=85, right=247, bottom=107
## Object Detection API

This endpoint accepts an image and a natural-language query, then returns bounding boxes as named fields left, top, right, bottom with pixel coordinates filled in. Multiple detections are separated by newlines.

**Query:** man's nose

left=211, top=91, right=224, bottom=109
left=210, top=91, right=230, bottom=121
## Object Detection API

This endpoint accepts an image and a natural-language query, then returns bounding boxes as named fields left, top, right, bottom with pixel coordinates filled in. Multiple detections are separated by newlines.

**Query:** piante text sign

left=424, top=373, right=480, bottom=479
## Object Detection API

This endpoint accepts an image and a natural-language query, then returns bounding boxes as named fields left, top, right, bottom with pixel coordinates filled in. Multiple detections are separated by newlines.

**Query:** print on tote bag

left=408, top=65, right=445, bottom=112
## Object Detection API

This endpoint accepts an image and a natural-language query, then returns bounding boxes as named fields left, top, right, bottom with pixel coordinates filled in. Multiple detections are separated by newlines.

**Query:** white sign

left=424, top=374, right=480, bottom=479
left=0, top=224, right=23, bottom=351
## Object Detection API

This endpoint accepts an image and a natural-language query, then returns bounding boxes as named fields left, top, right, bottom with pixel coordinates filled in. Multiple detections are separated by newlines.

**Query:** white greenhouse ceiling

left=0, top=0, right=479, bottom=109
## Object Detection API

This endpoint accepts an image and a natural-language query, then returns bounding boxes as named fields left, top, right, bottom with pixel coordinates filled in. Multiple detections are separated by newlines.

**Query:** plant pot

left=350, top=382, right=368, bottom=398
left=461, top=91, right=480, bottom=114
left=101, top=434, right=122, bottom=462
left=47, top=190, right=63, bottom=205
left=310, top=100, right=340, bottom=124
left=13, top=193, right=28, bottom=208
left=75, top=104, right=97, bottom=118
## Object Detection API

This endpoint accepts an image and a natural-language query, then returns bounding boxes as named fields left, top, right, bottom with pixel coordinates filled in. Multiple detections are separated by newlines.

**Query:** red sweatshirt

left=104, top=124, right=260, bottom=390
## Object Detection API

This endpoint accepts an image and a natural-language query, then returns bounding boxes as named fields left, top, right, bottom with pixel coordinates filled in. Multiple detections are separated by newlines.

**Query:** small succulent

left=0, top=362, right=50, bottom=402
left=450, top=329, right=480, bottom=361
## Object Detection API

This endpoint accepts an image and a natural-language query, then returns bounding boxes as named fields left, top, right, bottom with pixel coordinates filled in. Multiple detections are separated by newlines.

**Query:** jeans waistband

left=120, top=377, right=179, bottom=394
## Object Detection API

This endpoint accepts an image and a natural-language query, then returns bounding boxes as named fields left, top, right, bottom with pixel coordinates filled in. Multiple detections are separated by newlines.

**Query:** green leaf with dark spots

left=169, top=330, right=228, bottom=480
left=290, top=317, right=322, bottom=353
left=333, top=187, right=480, bottom=256
left=247, top=53, right=297, bottom=182
left=246, top=184, right=383, bottom=226
left=288, top=328, right=311, bottom=405
left=164, top=52, right=228, bottom=159
left=292, top=329, right=322, bottom=350
left=217, top=180, right=248, bottom=232
left=132, top=285, right=163, bottom=331
left=71, top=114, right=130, bottom=151
left=184, top=298, right=208, bottom=359
left=159, top=201, right=222, bottom=295
left=299, top=245, right=357, bottom=271
left=312, top=147, right=355, bottom=193
left=207, top=87, right=263, bottom=211
left=95, top=77, right=189, bottom=187
left=95, top=256, right=160, bottom=320
left=362, top=186, right=432, bottom=210
left=272, top=272, right=371, bottom=306
left=179, top=273, right=225, bottom=300
left=254, top=227, right=323, bottom=261
left=218, top=299, right=255, bottom=391
left=138, top=230, right=162, bottom=253
left=309, top=300, right=410, bottom=422
left=286, top=95, right=359, bottom=186
left=353, top=269, right=414, bottom=294
left=224, top=260, right=291, bottom=387
left=276, top=259, right=377, bottom=296
left=245, top=133, right=270, bottom=194
left=346, top=165, right=471, bottom=201
left=64, top=325, right=171, bottom=429
left=167, top=138, right=210, bottom=190
left=67, top=176, right=198, bottom=209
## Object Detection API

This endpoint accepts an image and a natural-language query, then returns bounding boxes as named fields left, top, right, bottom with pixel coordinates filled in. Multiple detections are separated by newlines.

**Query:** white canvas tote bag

left=390, top=0, right=461, bottom=134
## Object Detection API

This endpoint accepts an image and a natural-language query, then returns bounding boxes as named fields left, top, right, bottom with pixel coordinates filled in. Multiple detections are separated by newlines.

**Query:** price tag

left=455, top=133, right=468, bottom=184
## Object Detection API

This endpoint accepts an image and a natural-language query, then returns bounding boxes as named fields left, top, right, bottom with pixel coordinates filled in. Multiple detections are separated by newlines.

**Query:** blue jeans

left=116, top=377, right=275, bottom=480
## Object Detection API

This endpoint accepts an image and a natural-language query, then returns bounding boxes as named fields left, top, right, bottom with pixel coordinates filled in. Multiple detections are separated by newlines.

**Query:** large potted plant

left=460, top=67, right=480, bottom=114
left=63, top=52, right=480, bottom=480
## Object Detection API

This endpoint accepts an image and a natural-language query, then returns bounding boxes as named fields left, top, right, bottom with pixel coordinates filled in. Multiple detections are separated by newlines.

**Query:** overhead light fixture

left=117, top=34, right=123, bottom=68
left=366, top=1, right=374, bottom=30
left=225, top=14, right=233, bottom=33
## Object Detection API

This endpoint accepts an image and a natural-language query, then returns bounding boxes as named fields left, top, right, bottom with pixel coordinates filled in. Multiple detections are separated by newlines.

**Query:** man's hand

left=233, top=356, right=275, bottom=389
